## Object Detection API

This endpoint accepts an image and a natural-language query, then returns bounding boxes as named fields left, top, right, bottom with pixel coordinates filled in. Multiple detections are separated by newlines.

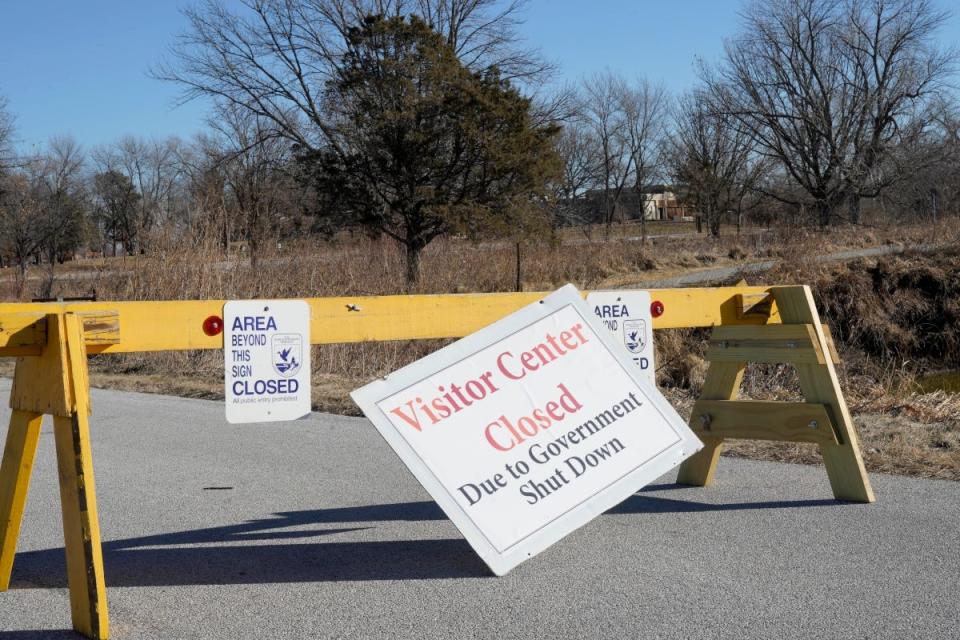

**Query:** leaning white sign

left=586, top=290, right=656, bottom=385
left=351, top=284, right=701, bottom=575
left=224, top=299, right=312, bottom=424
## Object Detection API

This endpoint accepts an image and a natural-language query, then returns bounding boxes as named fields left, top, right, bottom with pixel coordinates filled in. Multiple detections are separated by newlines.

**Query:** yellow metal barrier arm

left=0, top=286, right=780, bottom=355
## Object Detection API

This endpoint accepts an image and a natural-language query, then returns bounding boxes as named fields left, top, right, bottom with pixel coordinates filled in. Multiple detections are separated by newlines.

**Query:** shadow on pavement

left=610, top=494, right=840, bottom=514
left=10, top=487, right=837, bottom=589
left=12, top=537, right=487, bottom=589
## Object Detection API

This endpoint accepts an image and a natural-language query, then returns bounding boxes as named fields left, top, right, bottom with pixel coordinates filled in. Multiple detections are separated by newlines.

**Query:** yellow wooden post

left=0, top=410, right=44, bottom=590
left=54, top=313, right=109, bottom=638
left=5, top=313, right=109, bottom=639
left=771, top=286, right=875, bottom=503
left=676, top=361, right=745, bottom=486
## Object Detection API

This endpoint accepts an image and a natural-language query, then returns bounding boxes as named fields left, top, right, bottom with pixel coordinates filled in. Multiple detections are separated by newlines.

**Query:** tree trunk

left=405, top=242, right=423, bottom=289
left=41, top=248, right=57, bottom=300
left=816, top=201, right=832, bottom=228
left=249, top=234, right=259, bottom=268
left=15, top=259, right=26, bottom=300
left=710, top=216, right=721, bottom=237
left=515, top=242, right=522, bottom=292
left=847, top=192, right=861, bottom=225
left=736, top=199, right=744, bottom=236
left=223, top=208, right=230, bottom=260
left=604, top=202, right=615, bottom=240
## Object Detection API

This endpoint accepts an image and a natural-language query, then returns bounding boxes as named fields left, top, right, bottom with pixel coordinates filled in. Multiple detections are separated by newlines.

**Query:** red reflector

left=202, top=315, right=223, bottom=337
left=650, top=300, right=665, bottom=318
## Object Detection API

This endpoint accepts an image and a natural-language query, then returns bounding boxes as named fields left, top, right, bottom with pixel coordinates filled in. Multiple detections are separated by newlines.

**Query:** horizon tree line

left=0, top=0, right=957, bottom=290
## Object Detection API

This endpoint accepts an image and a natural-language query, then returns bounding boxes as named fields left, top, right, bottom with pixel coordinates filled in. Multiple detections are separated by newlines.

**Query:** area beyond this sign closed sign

left=586, top=290, right=655, bottom=385
left=224, top=299, right=312, bottom=424
left=351, top=285, right=702, bottom=575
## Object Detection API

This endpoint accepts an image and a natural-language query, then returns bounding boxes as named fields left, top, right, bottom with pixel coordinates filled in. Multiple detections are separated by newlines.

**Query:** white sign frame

left=224, top=299, right=312, bottom=424
left=352, top=285, right=701, bottom=575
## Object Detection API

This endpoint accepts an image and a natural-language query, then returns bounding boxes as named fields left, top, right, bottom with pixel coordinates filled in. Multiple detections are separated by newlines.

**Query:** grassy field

left=0, top=219, right=957, bottom=480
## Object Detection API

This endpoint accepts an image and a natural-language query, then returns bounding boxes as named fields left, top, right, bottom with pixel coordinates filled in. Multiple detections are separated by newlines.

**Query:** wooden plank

left=78, top=312, right=120, bottom=346
left=690, top=400, right=839, bottom=444
left=821, top=323, right=841, bottom=364
left=706, top=345, right=825, bottom=365
left=9, top=314, right=74, bottom=417
left=711, top=324, right=816, bottom=341
left=736, top=292, right=774, bottom=319
left=707, top=323, right=826, bottom=364
left=676, top=361, right=745, bottom=487
left=0, top=313, right=45, bottom=356
left=771, top=286, right=875, bottom=503
left=0, top=410, right=44, bottom=590
left=0, top=286, right=783, bottom=355
left=53, top=313, right=109, bottom=639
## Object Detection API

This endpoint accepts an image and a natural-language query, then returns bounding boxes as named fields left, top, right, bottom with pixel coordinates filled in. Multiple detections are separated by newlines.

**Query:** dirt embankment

left=815, top=249, right=960, bottom=372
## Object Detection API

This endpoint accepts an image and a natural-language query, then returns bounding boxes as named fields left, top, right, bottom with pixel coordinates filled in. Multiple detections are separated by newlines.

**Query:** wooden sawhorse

left=0, top=312, right=113, bottom=638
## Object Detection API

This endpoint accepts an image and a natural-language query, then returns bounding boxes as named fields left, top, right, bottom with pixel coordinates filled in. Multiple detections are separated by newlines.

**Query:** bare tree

left=0, top=173, right=43, bottom=297
left=29, top=136, right=88, bottom=295
left=879, top=95, right=960, bottom=223
left=581, top=72, right=632, bottom=233
left=0, top=96, right=14, bottom=171
left=668, top=92, right=765, bottom=236
left=155, top=0, right=548, bottom=152
left=620, top=78, right=669, bottom=243
left=206, top=102, right=296, bottom=266
left=93, top=136, right=186, bottom=250
left=840, top=0, right=957, bottom=222
left=706, top=0, right=955, bottom=227
left=552, top=121, right=601, bottom=228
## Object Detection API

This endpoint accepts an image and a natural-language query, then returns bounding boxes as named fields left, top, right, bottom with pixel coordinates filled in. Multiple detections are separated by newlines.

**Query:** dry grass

left=0, top=218, right=958, bottom=480
left=660, top=386, right=960, bottom=481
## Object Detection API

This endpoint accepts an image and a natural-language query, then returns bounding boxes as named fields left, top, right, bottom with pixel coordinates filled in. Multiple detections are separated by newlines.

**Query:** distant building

left=641, top=186, right=692, bottom=221
left=563, top=186, right=693, bottom=224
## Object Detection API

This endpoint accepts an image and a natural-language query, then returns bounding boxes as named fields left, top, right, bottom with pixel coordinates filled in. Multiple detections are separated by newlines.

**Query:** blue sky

left=1, top=1, right=957, bottom=152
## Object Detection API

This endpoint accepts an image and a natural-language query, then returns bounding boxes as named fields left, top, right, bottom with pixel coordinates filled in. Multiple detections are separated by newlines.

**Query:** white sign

left=224, top=299, right=312, bottom=424
left=351, top=285, right=701, bottom=575
left=586, top=290, right=656, bottom=385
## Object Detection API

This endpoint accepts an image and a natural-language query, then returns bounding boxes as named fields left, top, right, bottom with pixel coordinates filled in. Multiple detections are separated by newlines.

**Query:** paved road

left=1, top=381, right=958, bottom=639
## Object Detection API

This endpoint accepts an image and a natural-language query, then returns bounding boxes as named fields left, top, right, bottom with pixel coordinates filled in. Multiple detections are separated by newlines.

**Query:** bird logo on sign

left=272, top=334, right=302, bottom=377
left=623, top=319, right=647, bottom=354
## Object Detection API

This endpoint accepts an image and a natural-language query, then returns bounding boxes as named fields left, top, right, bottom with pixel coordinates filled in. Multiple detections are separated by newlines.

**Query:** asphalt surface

left=1, top=380, right=958, bottom=639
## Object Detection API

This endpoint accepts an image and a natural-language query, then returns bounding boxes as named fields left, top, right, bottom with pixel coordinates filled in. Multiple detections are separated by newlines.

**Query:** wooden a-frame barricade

left=0, top=285, right=873, bottom=639
left=676, top=286, right=874, bottom=502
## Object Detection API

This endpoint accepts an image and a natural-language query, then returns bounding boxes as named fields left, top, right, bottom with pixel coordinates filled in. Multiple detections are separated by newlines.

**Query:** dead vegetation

left=0, top=220, right=957, bottom=480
